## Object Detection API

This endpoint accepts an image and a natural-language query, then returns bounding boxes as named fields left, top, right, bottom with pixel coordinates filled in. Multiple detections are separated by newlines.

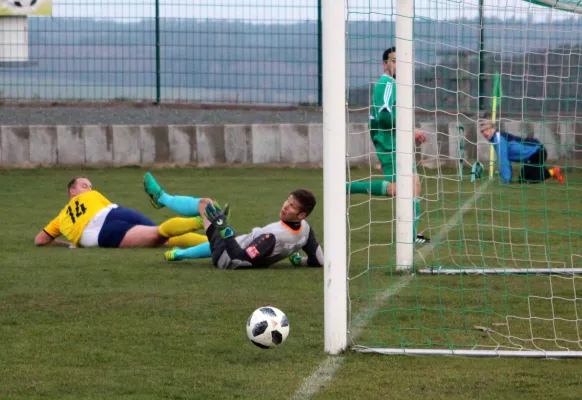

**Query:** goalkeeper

left=143, top=172, right=324, bottom=269
left=346, top=46, right=429, bottom=244
left=479, top=121, right=564, bottom=184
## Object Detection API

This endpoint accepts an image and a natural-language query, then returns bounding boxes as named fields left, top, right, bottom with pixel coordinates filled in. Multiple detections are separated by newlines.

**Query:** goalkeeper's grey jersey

left=234, top=220, right=311, bottom=266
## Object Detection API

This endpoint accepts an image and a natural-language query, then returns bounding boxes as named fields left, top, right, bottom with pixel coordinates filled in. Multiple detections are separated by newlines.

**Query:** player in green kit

left=346, top=47, right=430, bottom=244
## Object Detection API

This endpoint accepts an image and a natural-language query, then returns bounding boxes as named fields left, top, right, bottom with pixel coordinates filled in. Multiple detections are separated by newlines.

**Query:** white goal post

left=321, top=0, right=418, bottom=355
left=322, top=0, right=347, bottom=355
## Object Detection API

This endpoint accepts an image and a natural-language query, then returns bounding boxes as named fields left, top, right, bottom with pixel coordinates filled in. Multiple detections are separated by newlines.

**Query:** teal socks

left=173, top=242, right=212, bottom=260
left=158, top=193, right=201, bottom=217
left=346, top=180, right=388, bottom=196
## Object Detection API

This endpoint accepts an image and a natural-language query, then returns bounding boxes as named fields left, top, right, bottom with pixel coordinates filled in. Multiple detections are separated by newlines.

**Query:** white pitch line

left=290, top=181, right=491, bottom=400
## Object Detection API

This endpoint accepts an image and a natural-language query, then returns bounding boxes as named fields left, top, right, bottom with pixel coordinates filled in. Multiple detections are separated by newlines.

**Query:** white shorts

left=79, top=204, right=118, bottom=248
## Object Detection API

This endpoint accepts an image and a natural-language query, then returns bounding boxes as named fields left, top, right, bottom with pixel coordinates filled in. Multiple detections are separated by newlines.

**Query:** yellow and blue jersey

left=43, top=190, right=113, bottom=246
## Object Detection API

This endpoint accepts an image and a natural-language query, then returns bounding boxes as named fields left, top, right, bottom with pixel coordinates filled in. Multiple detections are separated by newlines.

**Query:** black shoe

left=415, top=234, right=431, bottom=245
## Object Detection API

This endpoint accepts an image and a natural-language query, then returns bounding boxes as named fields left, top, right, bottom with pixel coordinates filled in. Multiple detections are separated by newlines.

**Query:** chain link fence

left=0, top=0, right=580, bottom=114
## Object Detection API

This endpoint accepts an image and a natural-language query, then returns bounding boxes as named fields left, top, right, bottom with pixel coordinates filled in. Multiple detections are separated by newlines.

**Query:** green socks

left=346, top=180, right=388, bottom=196
left=346, top=181, right=422, bottom=239
left=413, top=197, right=421, bottom=238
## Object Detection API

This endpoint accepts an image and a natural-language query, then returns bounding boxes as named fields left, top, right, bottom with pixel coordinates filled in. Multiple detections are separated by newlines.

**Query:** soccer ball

left=246, top=306, right=290, bottom=349
left=3, top=0, right=42, bottom=13
left=7, top=0, right=39, bottom=7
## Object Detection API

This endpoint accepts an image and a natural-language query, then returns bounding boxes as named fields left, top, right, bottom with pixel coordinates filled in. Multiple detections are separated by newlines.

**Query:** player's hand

left=204, top=202, right=235, bottom=238
left=213, top=201, right=231, bottom=219
left=471, top=161, right=484, bottom=182
left=414, top=129, right=427, bottom=144
left=289, top=252, right=303, bottom=267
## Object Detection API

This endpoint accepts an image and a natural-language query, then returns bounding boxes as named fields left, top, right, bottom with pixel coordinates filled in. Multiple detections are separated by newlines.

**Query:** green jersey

left=370, top=74, right=396, bottom=151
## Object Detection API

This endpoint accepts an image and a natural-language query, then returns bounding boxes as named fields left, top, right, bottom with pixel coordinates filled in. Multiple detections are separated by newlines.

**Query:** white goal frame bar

left=322, top=0, right=347, bottom=355
left=532, top=0, right=582, bottom=13
left=353, top=347, right=582, bottom=358
left=395, top=0, right=415, bottom=272
left=419, top=268, right=582, bottom=275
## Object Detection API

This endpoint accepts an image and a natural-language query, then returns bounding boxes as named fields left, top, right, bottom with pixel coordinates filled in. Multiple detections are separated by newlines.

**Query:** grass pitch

left=1, top=167, right=582, bottom=399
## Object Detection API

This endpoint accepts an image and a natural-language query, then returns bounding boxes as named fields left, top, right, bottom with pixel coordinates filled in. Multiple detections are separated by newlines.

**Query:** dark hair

left=383, top=47, right=396, bottom=62
left=67, top=176, right=87, bottom=191
left=290, top=189, right=316, bottom=217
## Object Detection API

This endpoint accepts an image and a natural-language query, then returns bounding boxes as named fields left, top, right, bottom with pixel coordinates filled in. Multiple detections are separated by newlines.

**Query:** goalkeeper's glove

left=204, top=202, right=235, bottom=239
left=289, top=252, right=303, bottom=267
left=213, top=201, right=232, bottom=219
left=471, top=161, right=484, bottom=182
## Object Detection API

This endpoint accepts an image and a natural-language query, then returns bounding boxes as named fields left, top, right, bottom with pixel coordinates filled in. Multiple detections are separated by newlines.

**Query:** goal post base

left=418, top=268, right=582, bottom=276
left=352, top=347, right=582, bottom=358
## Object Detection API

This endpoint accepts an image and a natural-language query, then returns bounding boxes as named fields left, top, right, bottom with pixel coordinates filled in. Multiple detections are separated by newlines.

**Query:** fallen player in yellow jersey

left=35, top=176, right=208, bottom=249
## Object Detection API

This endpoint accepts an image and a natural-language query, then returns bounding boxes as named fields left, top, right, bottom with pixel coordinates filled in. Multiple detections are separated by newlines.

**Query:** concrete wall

left=0, top=121, right=580, bottom=167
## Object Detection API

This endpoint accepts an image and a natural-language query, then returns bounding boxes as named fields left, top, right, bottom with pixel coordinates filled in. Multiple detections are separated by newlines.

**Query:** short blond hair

left=479, top=120, right=493, bottom=132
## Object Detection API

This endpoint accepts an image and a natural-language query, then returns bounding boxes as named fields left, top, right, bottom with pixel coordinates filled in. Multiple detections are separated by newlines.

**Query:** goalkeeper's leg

left=544, top=145, right=565, bottom=183
left=520, top=146, right=564, bottom=184
left=166, top=242, right=212, bottom=261
left=548, top=167, right=565, bottom=183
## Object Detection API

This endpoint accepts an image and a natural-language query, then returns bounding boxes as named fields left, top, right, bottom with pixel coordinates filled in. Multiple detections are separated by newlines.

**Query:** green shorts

left=377, top=151, right=396, bottom=182
left=374, top=142, right=416, bottom=183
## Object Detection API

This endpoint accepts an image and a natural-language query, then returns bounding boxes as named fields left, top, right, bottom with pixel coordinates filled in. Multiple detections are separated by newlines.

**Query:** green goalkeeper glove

left=471, top=161, right=484, bottom=182
left=213, top=201, right=232, bottom=219
left=289, top=252, right=303, bottom=267
left=204, top=202, right=235, bottom=239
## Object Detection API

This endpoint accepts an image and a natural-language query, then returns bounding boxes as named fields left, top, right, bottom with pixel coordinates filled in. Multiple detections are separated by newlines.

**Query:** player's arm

left=290, top=229, right=323, bottom=267
left=34, top=230, right=72, bottom=247
left=204, top=202, right=275, bottom=265
left=35, top=216, right=73, bottom=247
left=223, top=234, right=276, bottom=264
left=492, top=132, right=512, bottom=183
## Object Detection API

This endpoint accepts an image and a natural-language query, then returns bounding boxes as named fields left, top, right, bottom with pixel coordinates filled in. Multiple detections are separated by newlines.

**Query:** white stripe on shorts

left=79, top=204, right=118, bottom=248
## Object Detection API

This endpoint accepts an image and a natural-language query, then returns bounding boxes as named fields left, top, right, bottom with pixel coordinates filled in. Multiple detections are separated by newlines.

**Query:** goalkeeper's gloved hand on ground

left=471, top=161, right=484, bottom=182
left=205, top=202, right=235, bottom=239
left=289, top=252, right=303, bottom=267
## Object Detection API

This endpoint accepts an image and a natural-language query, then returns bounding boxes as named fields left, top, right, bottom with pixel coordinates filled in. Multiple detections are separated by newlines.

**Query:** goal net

left=341, top=0, right=582, bottom=356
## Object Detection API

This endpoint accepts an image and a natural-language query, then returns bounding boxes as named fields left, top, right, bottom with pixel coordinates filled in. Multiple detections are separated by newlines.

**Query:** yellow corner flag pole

left=489, top=72, right=501, bottom=178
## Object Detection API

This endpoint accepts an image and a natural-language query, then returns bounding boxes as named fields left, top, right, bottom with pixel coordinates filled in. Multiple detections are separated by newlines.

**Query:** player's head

left=280, top=189, right=317, bottom=222
left=479, top=120, right=496, bottom=140
left=67, top=176, right=93, bottom=198
left=383, top=47, right=396, bottom=77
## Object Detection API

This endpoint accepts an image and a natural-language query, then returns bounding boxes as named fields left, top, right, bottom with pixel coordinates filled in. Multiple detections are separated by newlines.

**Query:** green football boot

left=165, top=249, right=181, bottom=261
left=143, top=172, right=165, bottom=209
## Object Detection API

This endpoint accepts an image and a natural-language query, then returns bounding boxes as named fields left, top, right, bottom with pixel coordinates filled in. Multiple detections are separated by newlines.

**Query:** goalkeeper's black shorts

left=519, top=145, right=551, bottom=183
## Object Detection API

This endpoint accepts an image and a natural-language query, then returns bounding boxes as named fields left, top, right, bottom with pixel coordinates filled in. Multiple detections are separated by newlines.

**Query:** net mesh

left=346, top=0, right=582, bottom=353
